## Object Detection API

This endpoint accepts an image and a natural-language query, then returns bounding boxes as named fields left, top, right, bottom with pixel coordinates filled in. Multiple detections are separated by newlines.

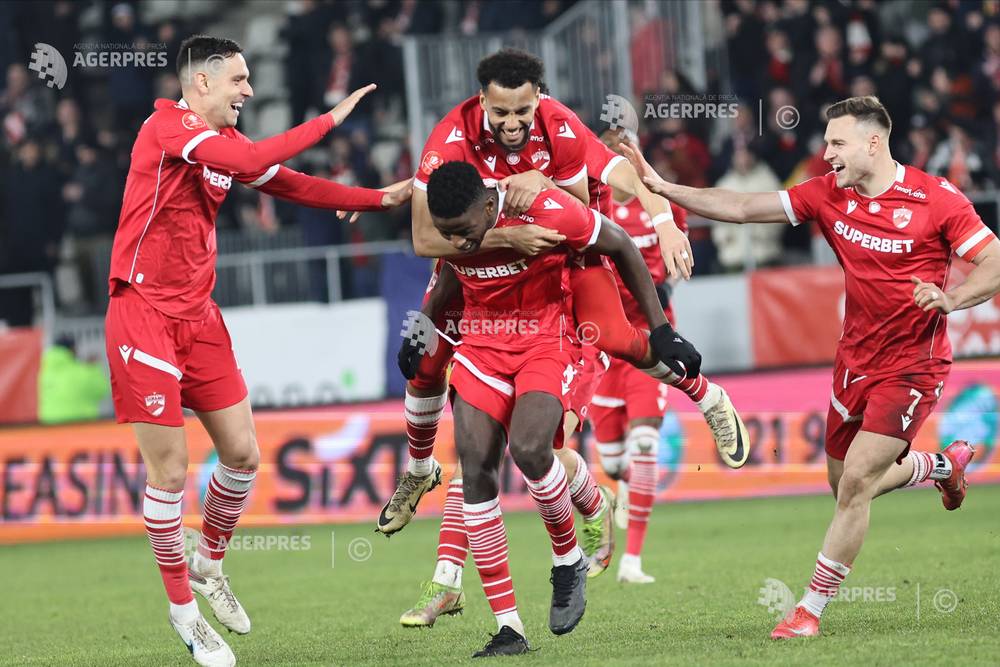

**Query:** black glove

left=649, top=323, right=702, bottom=378
left=656, top=282, right=673, bottom=310
left=397, top=336, right=423, bottom=380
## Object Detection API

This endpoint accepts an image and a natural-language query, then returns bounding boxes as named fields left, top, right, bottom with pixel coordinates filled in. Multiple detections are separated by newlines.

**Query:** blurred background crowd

left=2, top=0, right=1000, bottom=324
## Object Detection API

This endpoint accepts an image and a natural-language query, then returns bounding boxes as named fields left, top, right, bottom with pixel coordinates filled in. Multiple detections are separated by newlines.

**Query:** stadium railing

left=0, top=271, right=56, bottom=345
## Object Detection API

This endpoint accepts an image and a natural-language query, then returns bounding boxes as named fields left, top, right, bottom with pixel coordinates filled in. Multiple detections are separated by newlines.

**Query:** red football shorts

left=449, top=342, right=580, bottom=447
left=589, top=358, right=669, bottom=442
left=105, top=285, right=247, bottom=427
left=825, top=357, right=949, bottom=462
left=566, top=345, right=610, bottom=424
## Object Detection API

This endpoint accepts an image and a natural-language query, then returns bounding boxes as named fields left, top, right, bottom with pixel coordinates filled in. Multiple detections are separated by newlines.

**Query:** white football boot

left=617, top=554, right=655, bottom=584
left=186, top=529, right=251, bottom=635
left=169, top=612, right=237, bottom=667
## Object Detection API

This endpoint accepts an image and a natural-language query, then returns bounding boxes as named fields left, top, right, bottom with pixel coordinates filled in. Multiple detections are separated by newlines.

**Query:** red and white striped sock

left=464, top=497, right=522, bottom=634
left=524, top=458, right=581, bottom=566
left=566, top=450, right=605, bottom=520
left=798, top=551, right=851, bottom=617
left=904, top=450, right=952, bottom=486
left=405, top=391, right=447, bottom=476
left=625, top=426, right=658, bottom=557
left=638, top=362, right=710, bottom=404
left=144, top=484, right=196, bottom=619
left=195, top=463, right=255, bottom=576
left=432, top=479, right=467, bottom=588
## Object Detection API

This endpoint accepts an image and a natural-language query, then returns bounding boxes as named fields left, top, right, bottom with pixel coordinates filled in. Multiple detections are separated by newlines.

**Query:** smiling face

left=823, top=115, right=883, bottom=188
left=432, top=191, right=498, bottom=253
left=184, top=53, right=253, bottom=129
left=480, top=82, right=539, bottom=152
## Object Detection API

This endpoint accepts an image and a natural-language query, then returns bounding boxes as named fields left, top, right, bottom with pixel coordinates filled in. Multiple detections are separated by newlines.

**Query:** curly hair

left=427, top=161, right=487, bottom=219
left=476, top=48, right=544, bottom=91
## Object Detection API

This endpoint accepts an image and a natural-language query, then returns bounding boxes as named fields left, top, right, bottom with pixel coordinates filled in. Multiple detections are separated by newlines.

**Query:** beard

left=491, top=121, right=531, bottom=152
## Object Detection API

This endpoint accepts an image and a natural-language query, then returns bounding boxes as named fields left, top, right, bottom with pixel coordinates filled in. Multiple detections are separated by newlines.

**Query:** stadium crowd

left=1, top=0, right=999, bottom=322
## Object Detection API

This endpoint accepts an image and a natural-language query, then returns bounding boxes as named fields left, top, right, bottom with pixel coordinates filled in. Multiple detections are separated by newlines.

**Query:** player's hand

left=499, top=171, right=550, bottom=215
left=337, top=178, right=413, bottom=223
left=649, top=323, right=702, bottom=379
left=397, top=336, right=423, bottom=380
left=657, top=220, right=693, bottom=280
left=504, top=224, right=565, bottom=255
left=911, top=276, right=955, bottom=314
left=620, top=140, right=669, bottom=196
left=329, top=83, right=376, bottom=126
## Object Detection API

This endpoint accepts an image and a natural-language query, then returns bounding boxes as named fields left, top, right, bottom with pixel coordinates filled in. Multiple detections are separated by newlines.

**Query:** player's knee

left=626, top=425, right=660, bottom=458
left=836, top=470, right=874, bottom=507
left=596, top=440, right=627, bottom=479
left=151, top=462, right=189, bottom=491
left=509, top=440, right=553, bottom=480
left=458, top=450, right=497, bottom=487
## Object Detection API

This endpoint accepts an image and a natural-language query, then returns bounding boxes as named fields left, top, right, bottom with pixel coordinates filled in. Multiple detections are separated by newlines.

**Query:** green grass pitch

left=4, top=485, right=999, bottom=665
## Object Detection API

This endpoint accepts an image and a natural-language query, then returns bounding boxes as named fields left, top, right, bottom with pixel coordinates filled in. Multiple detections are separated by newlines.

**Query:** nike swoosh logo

left=728, top=414, right=746, bottom=467
left=789, top=626, right=813, bottom=636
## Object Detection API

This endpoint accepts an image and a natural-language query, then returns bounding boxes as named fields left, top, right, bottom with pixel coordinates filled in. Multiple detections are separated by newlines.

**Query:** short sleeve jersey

left=782, top=163, right=997, bottom=373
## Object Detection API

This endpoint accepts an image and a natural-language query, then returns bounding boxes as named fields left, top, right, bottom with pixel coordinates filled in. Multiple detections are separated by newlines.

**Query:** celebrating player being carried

left=623, top=95, right=1000, bottom=639
left=381, top=48, right=748, bottom=547
left=422, top=160, right=701, bottom=657
left=105, top=35, right=410, bottom=667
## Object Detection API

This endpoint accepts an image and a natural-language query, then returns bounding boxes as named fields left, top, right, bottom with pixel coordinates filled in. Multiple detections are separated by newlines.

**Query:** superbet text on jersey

left=413, top=94, right=588, bottom=192
left=782, top=163, right=998, bottom=375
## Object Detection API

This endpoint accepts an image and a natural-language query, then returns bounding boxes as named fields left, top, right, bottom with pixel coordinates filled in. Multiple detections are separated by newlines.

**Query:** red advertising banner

left=750, top=263, right=1000, bottom=368
left=0, top=327, right=42, bottom=425
left=2, top=361, right=998, bottom=543
left=750, top=265, right=844, bottom=368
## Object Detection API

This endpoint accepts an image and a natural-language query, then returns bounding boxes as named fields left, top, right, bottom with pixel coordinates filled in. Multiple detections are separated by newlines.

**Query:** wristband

left=651, top=212, right=675, bottom=227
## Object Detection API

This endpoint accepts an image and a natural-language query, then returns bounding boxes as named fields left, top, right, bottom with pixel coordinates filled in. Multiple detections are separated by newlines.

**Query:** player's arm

left=411, top=187, right=565, bottom=258
left=588, top=215, right=668, bottom=330
left=913, top=238, right=1000, bottom=313
left=606, top=158, right=693, bottom=279
left=185, top=85, right=376, bottom=174
left=621, top=140, right=788, bottom=224
left=588, top=213, right=701, bottom=375
left=241, top=166, right=408, bottom=211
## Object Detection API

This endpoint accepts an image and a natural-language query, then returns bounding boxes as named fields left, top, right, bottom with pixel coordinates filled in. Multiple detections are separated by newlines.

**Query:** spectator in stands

left=1, top=138, right=63, bottom=326
left=0, top=63, right=54, bottom=147
left=38, top=335, right=111, bottom=424
left=711, top=147, right=784, bottom=272
left=756, top=86, right=808, bottom=181
left=62, top=141, right=123, bottom=310
left=926, top=123, right=991, bottom=194
left=104, top=3, right=156, bottom=133
left=51, top=98, right=92, bottom=178
left=319, top=23, right=374, bottom=134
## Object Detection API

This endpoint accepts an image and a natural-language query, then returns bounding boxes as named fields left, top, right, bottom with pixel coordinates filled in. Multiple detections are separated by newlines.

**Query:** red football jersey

left=782, top=163, right=998, bottom=374
left=608, top=195, right=688, bottom=328
left=109, top=99, right=278, bottom=320
left=446, top=188, right=600, bottom=352
left=413, top=94, right=588, bottom=192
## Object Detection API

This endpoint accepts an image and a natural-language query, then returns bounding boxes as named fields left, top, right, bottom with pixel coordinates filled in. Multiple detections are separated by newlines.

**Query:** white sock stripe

left=482, top=576, right=512, bottom=589
left=596, top=441, right=626, bottom=455
left=525, top=458, right=564, bottom=490
left=817, top=552, right=851, bottom=576
left=404, top=391, right=449, bottom=412
left=145, top=485, right=183, bottom=501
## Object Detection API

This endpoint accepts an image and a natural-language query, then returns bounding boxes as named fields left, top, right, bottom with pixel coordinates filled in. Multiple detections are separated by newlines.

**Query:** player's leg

left=378, top=318, right=456, bottom=535
left=618, top=417, right=660, bottom=584
left=571, top=261, right=748, bottom=468
left=773, top=430, right=903, bottom=639
left=509, top=391, right=589, bottom=636
left=105, top=288, right=235, bottom=666
left=399, top=461, right=467, bottom=627
left=452, top=395, right=530, bottom=657
left=178, top=304, right=257, bottom=636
